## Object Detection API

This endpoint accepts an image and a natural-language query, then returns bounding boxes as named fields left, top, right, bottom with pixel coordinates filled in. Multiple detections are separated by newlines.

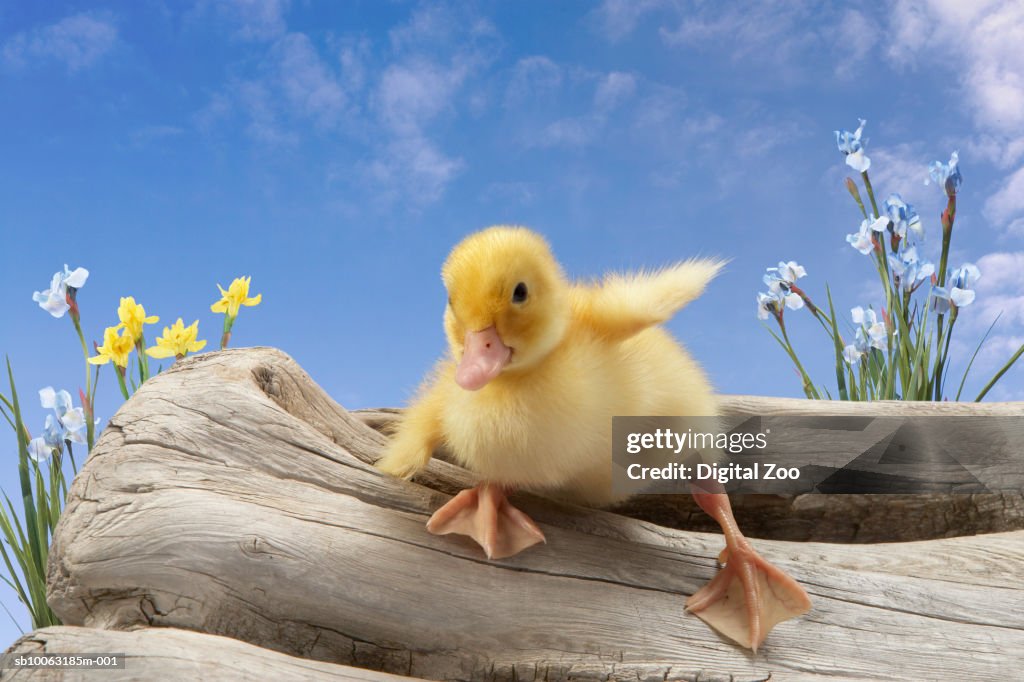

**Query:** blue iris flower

left=756, top=288, right=803, bottom=320
left=835, top=118, right=871, bottom=172
left=932, top=263, right=980, bottom=313
left=32, top=265, right=89, bottom=318
left=888, top=246, right=934, bottom=291
left=925, top=151, right=963, bottom=196
left=846, top=215, right=888, bottom=254
left=883, top=194, right=924, bottom=241
left=843, top=306, right=888, bottom=364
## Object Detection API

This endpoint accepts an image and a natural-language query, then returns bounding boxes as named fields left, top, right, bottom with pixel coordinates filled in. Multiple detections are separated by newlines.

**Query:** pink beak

left=455, top=326, right=512, bottom=391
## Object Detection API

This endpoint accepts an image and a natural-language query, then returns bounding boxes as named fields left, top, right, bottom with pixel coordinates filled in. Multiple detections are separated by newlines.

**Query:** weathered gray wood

left=45, top=348, right=1024, bottom=681
left=0, top=626, right=424, bottom=681
left=353, top=404, right=1024, bottom=543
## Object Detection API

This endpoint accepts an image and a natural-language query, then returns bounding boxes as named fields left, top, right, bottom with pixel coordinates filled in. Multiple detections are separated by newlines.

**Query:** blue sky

left=1, top=0, right=1023, bottom=642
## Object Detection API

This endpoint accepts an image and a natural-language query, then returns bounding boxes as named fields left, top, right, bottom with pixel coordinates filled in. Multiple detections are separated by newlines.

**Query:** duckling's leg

left=426, top=483, right=546, bottom=559
left=685, top=490, right=812, bottom=652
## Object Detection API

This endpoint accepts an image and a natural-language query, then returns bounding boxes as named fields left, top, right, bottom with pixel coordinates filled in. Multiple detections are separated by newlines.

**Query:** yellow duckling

left=377, top=225, right=810, bottom=651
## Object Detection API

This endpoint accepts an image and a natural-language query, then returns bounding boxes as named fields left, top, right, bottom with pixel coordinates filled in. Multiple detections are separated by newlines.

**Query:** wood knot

left=252, top=366, right=281, bottom=398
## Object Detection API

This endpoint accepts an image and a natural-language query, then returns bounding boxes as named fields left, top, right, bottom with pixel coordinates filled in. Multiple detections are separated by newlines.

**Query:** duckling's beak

left=455, top=326, right=512, bottom=391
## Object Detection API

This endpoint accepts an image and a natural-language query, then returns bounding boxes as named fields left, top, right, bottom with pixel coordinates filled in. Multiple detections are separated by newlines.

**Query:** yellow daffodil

left=146, top=319, right=207, bottom=360
left=116, top=296, right=159, bottom=342
left=88, top=326, right=134, bottom=368
left=211, top=276, right=262, bottom=318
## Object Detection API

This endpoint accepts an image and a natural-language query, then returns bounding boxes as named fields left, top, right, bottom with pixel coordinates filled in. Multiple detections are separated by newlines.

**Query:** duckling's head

left=442, top=226, right=570, bottom=390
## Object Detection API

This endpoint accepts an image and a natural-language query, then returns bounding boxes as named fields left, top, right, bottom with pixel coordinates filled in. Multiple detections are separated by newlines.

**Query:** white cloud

left=375, top=59, right=467, bottom=136
left=389, top=3, right=456, bottom=49
left=505, top=56, right=563, bottom=106
left=628, top=85, right=725, bottom=166
left=509, top=64, right=642, bottom=149
left=865, top=145, right=934, bottom=205
left=954, top=252, right=1024, bottom=398
left=833, top=9, right=878, bottom=79
left=357, top=5, right=502, bottom=207
left=366, top=59, right=468, bottom=203
left=234, top=79, right=296, bottom=145
left=966, top=134, right=1024, bottom=170
left=886, top=1, right=1024, bottom=233
left=594, top=71, right=636, bottom=111
left=194, top=91, right=233, bottom=134
left=531, top=117, right=597, bottom=149
left=658, top=2, right=820, bottom=67
left=336, top=37, right=371, bottom=94
left=194, top=3, right=493, bottom=206
left=362, top=135, right=464, bottom=207
left=965, top=251, right=1024, bottom=331
left=590, top=0, right=670, bottom=43
left=956, top=2, right=1024, bottom=134
left=389, top=3, right=498, bottom=53
left=200, top=0, right=290, bottom=42
left=272, top=33, right=347, bottom=128
left=1007, top=218, right=1024, bottom=237
left=196, top=30, right=351, bottom=144
left=3, top=13, right=117, bottom=72
left=984, top=165, right=1024, bottom=229
left=975, top=251, right=1024, bottom=293
left=732, top=119, right=807, bottom=159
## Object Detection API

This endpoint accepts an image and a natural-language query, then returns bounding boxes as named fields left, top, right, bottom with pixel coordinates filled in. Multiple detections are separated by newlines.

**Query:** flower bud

left=845, top=177, right=862, bottom=202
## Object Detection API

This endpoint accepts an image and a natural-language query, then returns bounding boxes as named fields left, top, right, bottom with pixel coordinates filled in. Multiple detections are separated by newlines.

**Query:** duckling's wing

left=574, top=259, right=726, bottom=341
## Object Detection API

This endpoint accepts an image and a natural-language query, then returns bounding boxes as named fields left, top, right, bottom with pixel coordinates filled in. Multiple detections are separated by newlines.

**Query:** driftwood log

left=28, top=348, right=1024, bottom=680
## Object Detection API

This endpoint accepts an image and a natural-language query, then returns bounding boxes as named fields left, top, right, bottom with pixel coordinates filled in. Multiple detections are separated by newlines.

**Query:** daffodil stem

left=221, top=315, right=235, bottom=350
left=136, top=337, right=150, bottom=384
left=115, top=367, right=130, bottom=401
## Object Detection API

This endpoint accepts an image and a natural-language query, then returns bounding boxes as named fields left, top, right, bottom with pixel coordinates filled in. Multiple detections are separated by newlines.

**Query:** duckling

left=376, top=226, right=811, bottom=652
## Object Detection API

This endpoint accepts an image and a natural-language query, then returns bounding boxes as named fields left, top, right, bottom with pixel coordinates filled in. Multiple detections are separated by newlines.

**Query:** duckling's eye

left=512, top=282, right=528, bottom=304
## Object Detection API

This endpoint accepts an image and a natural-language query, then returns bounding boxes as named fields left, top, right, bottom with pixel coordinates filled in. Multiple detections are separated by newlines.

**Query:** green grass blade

left=6, top=359, right=44, bottom=581
left=976, top=339, right=1024, bottom=402
left=764, top=325, right=820, bottom=399
left=955, top=313, right=1001, bottom=401
left=825, top=287, right=849, bottom=400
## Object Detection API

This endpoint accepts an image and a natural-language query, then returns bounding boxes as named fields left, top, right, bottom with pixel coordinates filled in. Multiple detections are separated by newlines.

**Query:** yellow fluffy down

left=377, top=225, right=725, bottom=507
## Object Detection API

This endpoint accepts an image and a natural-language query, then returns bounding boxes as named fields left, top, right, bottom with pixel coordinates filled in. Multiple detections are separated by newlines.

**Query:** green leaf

left=826, top=287, right=848, bottom=400
left=955, top=313, right=1001, bottom=401
left=6, top=359, right=44, bottom=582
left=976, top=338, right=1024, bottom=402
left=764, top=325, right=820, bottom=399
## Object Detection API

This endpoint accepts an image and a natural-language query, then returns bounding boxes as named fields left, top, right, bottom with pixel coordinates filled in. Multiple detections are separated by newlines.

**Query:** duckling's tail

left=575, top=258, right=727, bottom=341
